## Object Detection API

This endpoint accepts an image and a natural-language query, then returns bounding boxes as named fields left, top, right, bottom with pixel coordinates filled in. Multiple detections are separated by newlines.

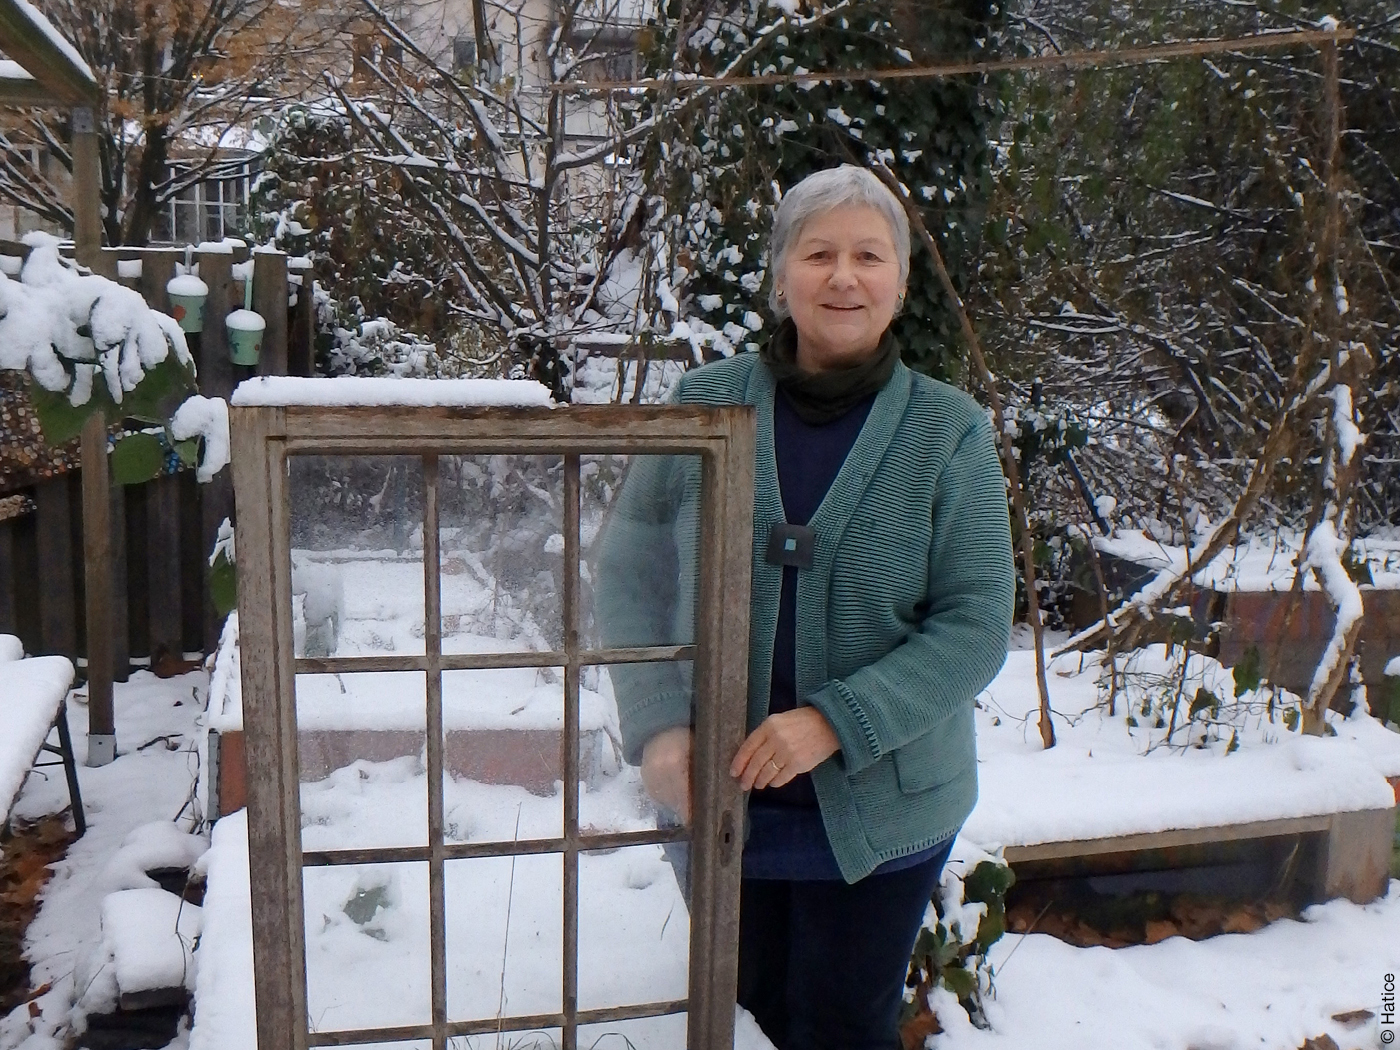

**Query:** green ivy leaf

left=1385, top=676, right=1400, bottom=727
left=963, top=860, right=1016, bottom=905
left=973, top=906, right=1007, bottom=955
left=940, top=964, right=977, bottom=999
left=1232, top=645, right=1262, bottom=698
left=30, top=380, right=99, bottom=446
left=174, top=438, right=200, bottom=468
left=210, top=549, right=238, bottom=618
left=110, top=433, right=166, bottom=486
left=122, top=354, right=198, bottom=424
left=1189, top=688, right=1220, bottom=720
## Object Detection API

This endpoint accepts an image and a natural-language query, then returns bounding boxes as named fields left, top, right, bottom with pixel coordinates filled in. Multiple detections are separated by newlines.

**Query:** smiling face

left=776, top=203, right=905, bottom=373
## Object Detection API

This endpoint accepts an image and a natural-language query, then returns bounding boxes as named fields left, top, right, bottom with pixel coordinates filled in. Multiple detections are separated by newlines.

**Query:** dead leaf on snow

left=1328, top=1008, right=1373, bottom=1028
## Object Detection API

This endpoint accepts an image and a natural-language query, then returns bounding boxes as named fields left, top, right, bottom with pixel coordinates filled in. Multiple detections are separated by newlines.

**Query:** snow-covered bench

left=0, top=636, right=86, bottom=835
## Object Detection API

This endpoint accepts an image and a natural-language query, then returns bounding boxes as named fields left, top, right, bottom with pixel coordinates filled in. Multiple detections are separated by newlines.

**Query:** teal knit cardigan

left=593, top=352, right=1015, bottom=883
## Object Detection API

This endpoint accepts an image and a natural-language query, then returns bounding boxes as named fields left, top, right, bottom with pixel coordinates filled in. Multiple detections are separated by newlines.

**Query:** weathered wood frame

left=232, top=403, right=756, bottom=1050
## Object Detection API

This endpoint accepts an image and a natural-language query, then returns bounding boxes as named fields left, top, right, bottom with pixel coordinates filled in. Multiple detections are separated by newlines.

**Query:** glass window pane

left=289, top=455, right=425, bottom=656
left=442, top=667, right=565, bottom=843
left=298, top=671, right=427, bottom=851
left=578, top=661, right=692, bottom=838
left=303, top=861, right=431, bottom=1032
left=439, top=454, right=564, bottom=654
left=578, top=1012, right=687, bottom=1049
left=582, top=454, right=701, bottom=651
left=445, top=854, right=563, bottom=1022
left=578, top=843, right=688, bottom=1012
left=448, top=1030, right=560, bottom=1050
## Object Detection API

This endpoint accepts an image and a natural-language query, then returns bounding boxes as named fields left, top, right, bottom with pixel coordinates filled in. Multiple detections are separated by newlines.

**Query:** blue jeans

left=736, top=837, right=956, bottom=1050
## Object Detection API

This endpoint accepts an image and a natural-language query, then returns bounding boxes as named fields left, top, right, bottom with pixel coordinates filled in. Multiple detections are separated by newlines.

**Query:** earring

left=896, top=293, right=905, bottom=307
left=776, top=288, right=785, bottom=299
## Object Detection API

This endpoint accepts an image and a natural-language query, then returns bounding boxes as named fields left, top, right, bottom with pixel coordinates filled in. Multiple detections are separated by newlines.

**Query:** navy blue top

left=744, top=389, right=946, bottom=880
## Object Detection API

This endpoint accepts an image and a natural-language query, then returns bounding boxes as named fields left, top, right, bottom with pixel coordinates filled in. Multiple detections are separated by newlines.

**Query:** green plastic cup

left=166, top=273, right=209, bottom=333
left=227, top=308, right=266, bottom=366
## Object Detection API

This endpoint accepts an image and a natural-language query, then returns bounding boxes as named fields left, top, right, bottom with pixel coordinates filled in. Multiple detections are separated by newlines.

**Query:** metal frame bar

left=233, top=404, right=755, bottom=1050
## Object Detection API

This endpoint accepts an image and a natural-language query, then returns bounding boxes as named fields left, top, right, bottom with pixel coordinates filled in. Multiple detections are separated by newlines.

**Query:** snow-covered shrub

left=0, top=233, right=194, bottom=433
left=0, top=234, right=229, bottom=487
left=321, top=316, right=445, bottom=378
left=903, top=845, right=1015, bottom=1033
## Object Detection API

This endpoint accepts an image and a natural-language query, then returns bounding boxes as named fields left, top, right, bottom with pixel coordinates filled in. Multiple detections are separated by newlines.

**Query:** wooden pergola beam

left=0, top=0, right=97, bottom=106
left=0, top=69, right=61, bottom=106
left=0, top=0, right=114, bottom=765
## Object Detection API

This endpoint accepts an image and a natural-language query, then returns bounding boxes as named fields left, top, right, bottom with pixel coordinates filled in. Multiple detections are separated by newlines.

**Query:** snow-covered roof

left=231, top=376, right=556, bottom=409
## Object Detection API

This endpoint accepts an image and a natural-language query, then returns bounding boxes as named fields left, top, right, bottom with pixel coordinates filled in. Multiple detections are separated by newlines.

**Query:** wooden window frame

left=230, top=403, right=755, bottom=1050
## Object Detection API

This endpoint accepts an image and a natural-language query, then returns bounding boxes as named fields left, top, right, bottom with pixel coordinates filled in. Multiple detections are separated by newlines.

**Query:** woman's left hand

left=730, top=708, right=841, bottom=791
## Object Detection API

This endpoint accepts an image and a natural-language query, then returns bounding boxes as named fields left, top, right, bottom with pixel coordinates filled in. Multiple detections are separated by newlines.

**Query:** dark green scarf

left=759, top=318, right=900, bottom=425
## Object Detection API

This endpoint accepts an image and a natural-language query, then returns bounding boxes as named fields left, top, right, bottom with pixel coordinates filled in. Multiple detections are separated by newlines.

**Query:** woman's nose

left=828, top=254, right=859, bottom=287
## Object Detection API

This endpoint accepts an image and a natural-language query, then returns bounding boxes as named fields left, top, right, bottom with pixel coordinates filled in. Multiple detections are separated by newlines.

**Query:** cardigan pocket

left=893, top=713, right=974, bottom=794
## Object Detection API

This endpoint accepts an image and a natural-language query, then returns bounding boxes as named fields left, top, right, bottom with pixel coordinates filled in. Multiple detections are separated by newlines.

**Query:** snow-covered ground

left=1, top=668, right=208, bottom=1050
left=932, top=881, right=1400, bottom=1050
left=968, top=638, right=1400, bottom=848
left=3, top=602, right=1399, bottom=1050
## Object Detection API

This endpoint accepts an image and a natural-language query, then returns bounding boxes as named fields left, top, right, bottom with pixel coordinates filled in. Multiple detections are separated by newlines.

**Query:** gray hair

left=767, top=165, right=911, bottom=319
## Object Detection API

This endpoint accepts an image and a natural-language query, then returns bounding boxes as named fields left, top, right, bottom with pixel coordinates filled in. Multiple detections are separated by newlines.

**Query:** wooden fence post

left=199, top=250, right=236, bottom=653
left=0, top=518, right=14, bottom=636
left=81, top=410, right=116, bottom=764
left=34, top=477, right=75, bottom=659
left=287, top=258, right=315, bottom=377
left=253, top=248, right=289, bottom=377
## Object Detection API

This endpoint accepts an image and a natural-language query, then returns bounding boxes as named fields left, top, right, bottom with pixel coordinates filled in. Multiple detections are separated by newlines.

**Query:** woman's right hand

left=640, top=726, right=692, bottom=824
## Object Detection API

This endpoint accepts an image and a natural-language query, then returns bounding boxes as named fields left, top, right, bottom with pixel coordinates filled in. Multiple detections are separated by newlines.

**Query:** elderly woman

left=595, top=165, right=1014, bottom=1050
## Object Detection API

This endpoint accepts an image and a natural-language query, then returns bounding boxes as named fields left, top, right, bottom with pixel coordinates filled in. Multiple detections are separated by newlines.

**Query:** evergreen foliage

left=637, top=0, right=1002, bottom=380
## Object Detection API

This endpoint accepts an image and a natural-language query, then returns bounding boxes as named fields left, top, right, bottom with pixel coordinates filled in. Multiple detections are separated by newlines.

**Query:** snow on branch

left=0, top=234, right=192, bottom=406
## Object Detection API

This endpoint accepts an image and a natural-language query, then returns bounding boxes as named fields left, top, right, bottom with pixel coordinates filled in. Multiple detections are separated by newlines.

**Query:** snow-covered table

left=0, top=639, right=84, bottom=833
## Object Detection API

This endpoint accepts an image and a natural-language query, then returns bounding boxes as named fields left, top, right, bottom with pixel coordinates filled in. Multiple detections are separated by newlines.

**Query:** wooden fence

left=0, top=241, right=316, bottom=667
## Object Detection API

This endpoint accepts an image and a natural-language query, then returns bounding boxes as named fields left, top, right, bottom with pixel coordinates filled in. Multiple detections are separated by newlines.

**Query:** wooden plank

left=0, top=73, right=61, bottom=106
left=139, top=249, right=180, bottom=314
left=1319, top=807, right=1395, bottom=904
left=81, top=412, right=115, bottom=760
left=110, top=468, right=128, bottom=681
left=277, top=404, right=749, bottom=447
left=287, top=269, right=315, bottom=377
left=562, top=453, right=580, bottom=1050
left=688, top=407, right=754, bottom=1050
left=0, top=519, right=14, bottom=635
left=231, top=405, right=306, bottom=1050
left=199, top=252, right=236, bottom=398
left=179, top=470, right=203, bottom=654
left=33, top=476, right=75, bottom=657
left=125, top=482, right=149, bottom=661
left=1002, top=813, right=1336, bottom=864
left=146, top=474, right=183, bottom=657
left=421, top=456, right=447, bottom=1050
left=0, top=0, right=100, bottom=105
left=253, top=249, right=289, bottom=377
left=9, top=499, right=40, bottom=654
left=199, top=252, right=236, bottom=653
left=71, top=108, right=102, bottom=268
